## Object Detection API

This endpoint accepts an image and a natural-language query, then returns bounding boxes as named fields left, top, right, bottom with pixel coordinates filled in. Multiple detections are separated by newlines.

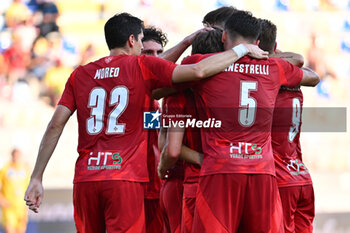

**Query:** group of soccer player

left=23, top=5, right=320, bottom=233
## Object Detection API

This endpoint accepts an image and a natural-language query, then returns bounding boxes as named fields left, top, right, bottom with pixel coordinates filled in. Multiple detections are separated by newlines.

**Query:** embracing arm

left=24, top=105, right=72, bottom=213
left=271, top=51, right=304, bottom=68
left=300, top=67, right=320, bottom=87
left=171, top=44, right=268, bottom=83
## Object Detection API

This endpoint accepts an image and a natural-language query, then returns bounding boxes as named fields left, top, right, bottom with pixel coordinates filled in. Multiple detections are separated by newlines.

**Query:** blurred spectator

left=307, top=33, right=337, bottom=99
left=14, top=15, right=38, bottom=54
left=0, top=148, right=30, bottom=233
left=43, top=59, right=73, bottom=106
left=5, top=0, right=31, bottom=29
left=35, top=0, right=59, bottom=37
left=79, top=43, right=97, bottom=66
left=3, top=32, right=31, bottom=85
left=28, top=32, right=62, bottom=82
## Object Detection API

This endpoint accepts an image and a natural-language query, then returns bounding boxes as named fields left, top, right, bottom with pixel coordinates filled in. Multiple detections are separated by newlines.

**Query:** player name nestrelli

left=224, top=63, right=269, bottom=75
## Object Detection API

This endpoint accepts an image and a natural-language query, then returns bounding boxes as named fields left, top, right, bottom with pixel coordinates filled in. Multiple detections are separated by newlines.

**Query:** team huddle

left=24, top=6, right=319, bottom=233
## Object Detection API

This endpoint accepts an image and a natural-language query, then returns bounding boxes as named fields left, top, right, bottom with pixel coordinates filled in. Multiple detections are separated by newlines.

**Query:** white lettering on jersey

left=224, top=63, right=269, bottom=75
left=94, top=67, right=120, bottom=79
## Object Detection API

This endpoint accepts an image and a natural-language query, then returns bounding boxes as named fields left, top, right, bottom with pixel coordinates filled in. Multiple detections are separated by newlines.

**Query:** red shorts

left=145, top=198, right=163, bottom=233
left=279, top=185, right=315, bottom=233
left=159, top=178, right=183, bottom=233
left=192, top=174, right=284, bottom=233
left=181, top=182, right=198, bottom=233
left=73, top=180, right=145, bottom=233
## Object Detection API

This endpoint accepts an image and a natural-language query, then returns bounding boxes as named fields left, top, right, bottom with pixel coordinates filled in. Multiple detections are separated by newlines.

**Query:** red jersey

left=271, top=88, right=312, bottom=187
left=144, top=99, right=162, bottom=199
left=58, top=55, right=176, bottom=183
left=182, top=54, right=303, bottom=176
left=164, top=89, right=202, bottom=183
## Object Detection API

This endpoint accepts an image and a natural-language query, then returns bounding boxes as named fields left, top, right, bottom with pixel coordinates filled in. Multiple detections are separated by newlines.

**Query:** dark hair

left=258, top=19, right=277, bottom=53
left=142, top=26, right=168, bottom=48
left=11, top=148, right=20, bottom=156
left=104, top=12, right=144, bottom=50
left=224, top=10, right=261, bottom=43
left=192, top=29, right=224, bottom=54
left=202, top=6, right=237, bottom=29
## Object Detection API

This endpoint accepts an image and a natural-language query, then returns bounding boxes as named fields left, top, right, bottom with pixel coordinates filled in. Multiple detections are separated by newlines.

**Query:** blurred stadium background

left=0, top=0, right=349, bottom=232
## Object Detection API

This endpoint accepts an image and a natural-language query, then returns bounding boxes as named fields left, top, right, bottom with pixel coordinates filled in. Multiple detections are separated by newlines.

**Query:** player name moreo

left=94, top=67, right=120, bottom=79
left=224, top=63, right=269, bottom=75
left=162, top=118, right=221, bottom=128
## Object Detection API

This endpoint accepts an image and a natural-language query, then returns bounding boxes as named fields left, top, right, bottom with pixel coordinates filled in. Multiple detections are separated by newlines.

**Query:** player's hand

left=158, top=165, right=168, bottom=180
left=24, top=178, right=43, bottom=213
left=244, top=44, right=269, bottom=59
left=199, top=153, right=203, bottom=166
left=184, top=27, right=213, bottom=46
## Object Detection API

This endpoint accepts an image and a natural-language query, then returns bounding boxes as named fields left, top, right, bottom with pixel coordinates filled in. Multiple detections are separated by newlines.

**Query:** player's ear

left=254, top=40, right=260, bottom=46
left=128, top=34, right=135, bottom=47
left=222, top=31, right=227, bottom=43
left=274, top=42, right=277, bottom=52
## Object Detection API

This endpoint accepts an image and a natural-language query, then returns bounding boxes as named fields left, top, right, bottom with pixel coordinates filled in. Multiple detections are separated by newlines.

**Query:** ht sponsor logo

left=87, top=151, right=122, bottom=171
left=229, top=142, right=262, bottom=159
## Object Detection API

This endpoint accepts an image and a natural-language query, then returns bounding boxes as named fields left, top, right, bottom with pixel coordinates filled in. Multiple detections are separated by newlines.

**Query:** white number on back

left=87, top=86, right=129, bottom=134
left=239, top=81, right=257, bottom=127
left=288, top=98, right=301, bottom=142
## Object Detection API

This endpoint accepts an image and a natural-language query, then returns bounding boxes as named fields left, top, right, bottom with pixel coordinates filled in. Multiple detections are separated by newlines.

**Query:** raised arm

left=171, top=44, right=268, bottom=83
left=300, top=67, right=320, bottom=87
left=159, top=28, right=210, bottom=63
left=24, top=105, right=72, bottom=213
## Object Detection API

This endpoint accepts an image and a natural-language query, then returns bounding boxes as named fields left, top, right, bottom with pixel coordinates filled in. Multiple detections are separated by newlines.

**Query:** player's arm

left=158, top=124, right=202, bottom=178
left=24, top=105, right=72, bottom=213
left=159, top=28, right=210, bottom=63
left=271, top=51, right=304, bottom=68
left=158, top=126, right=184, bottom=179
left=300, top=67, right=320, bottom=86
left=152, top=88, right=178, bottom=100
left=179, top=145, right=202, bottom=166
left=158, top=126, right=167, bottom=152
left=171, top=44, right=268, bottom=83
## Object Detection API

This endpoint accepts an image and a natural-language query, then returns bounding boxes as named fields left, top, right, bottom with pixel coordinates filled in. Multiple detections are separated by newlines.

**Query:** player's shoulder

left=181, top=53, right=213, bottom=65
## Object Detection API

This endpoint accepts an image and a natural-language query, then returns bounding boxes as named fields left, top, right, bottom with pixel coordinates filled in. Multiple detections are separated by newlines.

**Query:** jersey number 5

left=239, top=81, right=257, bottom=127
left=87, top=86, right=129, bottom=134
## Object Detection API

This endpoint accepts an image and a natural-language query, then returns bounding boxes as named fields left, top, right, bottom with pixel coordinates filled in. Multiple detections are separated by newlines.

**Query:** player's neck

left=109, top=47, right=133, bottom=56
left=232, top=38, right=253, bottom=47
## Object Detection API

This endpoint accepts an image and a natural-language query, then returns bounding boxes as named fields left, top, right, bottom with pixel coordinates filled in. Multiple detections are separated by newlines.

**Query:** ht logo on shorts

left=143, top=110, right=161, bottom=129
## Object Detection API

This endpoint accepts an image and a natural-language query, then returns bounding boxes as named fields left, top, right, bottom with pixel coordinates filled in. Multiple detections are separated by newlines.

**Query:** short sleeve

left=57, top=68, right=79, bottom=112
left=181, top=54, right=204, bottom=65
left=173, top=54, right=207, bottom=91
left=275, top=58, right=303, bottom=88
left=163, top=93, right=187, bottom=124
left=138, top=55, right=177, bottom=90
